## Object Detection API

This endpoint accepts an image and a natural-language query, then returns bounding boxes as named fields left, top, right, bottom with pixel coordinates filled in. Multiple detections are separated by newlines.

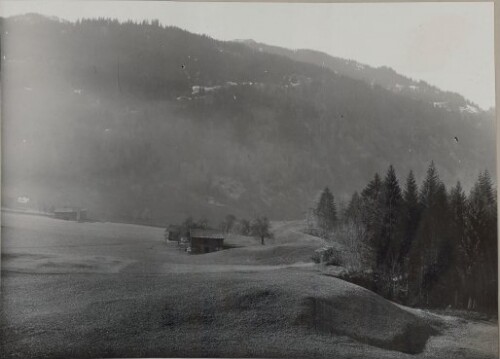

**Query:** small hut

left=53, top=208, right=87, bottom=222
left=188, top=229, right=224, bottom=254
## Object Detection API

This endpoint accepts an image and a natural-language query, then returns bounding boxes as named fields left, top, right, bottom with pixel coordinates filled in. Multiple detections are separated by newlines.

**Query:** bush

left=312, top=246, right=342, bottom=266
left=330, top=220, right=373, bottom=272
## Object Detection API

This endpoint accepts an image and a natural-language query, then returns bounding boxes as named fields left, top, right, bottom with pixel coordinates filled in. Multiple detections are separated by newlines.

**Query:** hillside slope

left=236, top=39, right=485, bottom=113
left=1, top=15, right=495, bottom=224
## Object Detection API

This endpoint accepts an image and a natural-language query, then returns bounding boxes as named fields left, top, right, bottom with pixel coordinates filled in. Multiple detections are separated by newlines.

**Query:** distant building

left=53, top=208, right=87, bottom=222
left=188, top=229, right=224, bottom=254
left=433, top=101, right=448, bottom=109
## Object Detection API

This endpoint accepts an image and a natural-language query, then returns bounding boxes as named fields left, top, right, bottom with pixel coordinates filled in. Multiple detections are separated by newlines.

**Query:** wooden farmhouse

left=53, top=208, right=87, bottom=222
left=188, top=229, right=224, bottom=254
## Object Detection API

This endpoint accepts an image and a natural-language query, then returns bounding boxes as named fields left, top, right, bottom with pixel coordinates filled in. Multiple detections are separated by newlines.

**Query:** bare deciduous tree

left=251, top=217, right=272, bottom=245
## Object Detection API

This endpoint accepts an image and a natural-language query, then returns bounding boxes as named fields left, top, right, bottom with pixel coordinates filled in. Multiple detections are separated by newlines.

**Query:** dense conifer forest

left=311, top=163, right=497, bottom=312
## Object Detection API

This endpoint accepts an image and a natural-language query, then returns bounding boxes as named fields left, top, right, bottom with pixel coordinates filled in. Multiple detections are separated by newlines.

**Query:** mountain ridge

left=1, top=14, right=495, bottom=225
left=234, top=39, right=484, bottom=113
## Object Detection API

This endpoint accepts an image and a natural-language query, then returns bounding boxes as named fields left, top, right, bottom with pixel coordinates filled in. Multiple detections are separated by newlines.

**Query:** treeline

left=310, top=162, right=497, bottom=313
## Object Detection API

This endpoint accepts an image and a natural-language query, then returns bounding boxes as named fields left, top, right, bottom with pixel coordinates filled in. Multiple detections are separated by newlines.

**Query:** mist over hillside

left=236, top=39, right=485, bottom=113
left=1, top=14, right=495, bottom=225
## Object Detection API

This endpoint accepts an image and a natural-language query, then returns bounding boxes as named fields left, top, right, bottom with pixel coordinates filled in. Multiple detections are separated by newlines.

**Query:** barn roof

left=189, top=229, right=224, bottom=239
left=54, top=207, right=85, bottom=213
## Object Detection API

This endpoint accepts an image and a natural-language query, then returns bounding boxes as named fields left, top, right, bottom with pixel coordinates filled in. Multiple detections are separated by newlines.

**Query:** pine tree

left=478, top=170, right=495, bottom=206
left=315, top=187, right=337, bottom=236
left=360, top=173, right=384, bottom=232
left=467, top=171, right=497, bottom=311
left=361, top=173, right=383, bottom=202
left=429, top=181, right=452, bottom=306
left=409, top=161, right=446, bottom=305
left=344, top=191, right=363, bottom=223
left=376, top=165, right=404, bottom=299
left=419, top=161, right=440, bottom=209
left=401, top=170, right=419, bottom=265
left=359, top=173, right=384, bottom=269
left=449, top=181, right=468, bottom=308
left=398, top=170, right=420, bottom=303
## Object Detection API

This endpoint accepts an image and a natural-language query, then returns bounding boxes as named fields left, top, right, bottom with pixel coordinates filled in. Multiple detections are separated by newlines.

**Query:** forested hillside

left=1, top=14, right=495, bottom=224
left=237, top=40, right=485, bottom=113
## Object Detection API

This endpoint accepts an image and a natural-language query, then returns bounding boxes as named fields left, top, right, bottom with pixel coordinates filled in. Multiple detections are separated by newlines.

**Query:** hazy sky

left=1, top=1, right=495, bottom=109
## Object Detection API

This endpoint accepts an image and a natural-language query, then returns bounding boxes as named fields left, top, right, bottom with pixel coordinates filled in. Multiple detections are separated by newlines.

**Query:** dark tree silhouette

left=251, top=217, right=272, bottom=245
left=315, top=187, right=337, bottom=236
left=448, top=181, right=468, bottom=307
left=376, top=165, right=404, bottom=299
left=400, top=170, right=420, bottom=267
left=317, top=163, right=496, bottom=312
left=466, top=171, right=497, bottom=310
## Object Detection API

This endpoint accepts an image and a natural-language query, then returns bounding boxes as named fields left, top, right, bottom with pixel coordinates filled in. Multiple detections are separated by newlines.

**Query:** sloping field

left=1, top=213, right=321, bottom=271
left=201, top=242, right=319, bottom=265
left=1, top=213, right=497, bottom=358
left=1, top=269, right=440, bottom=358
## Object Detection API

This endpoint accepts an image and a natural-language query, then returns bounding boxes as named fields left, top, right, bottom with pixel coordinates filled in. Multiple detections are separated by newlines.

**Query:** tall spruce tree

left=315, top=187, right=337, bottom=235
left=401, top=171, right=419, bottom=266
left=376, top=165, right=404, bottom=299
left=409, top=161, right=447, bottom=305
left=428, top=181, right=453, bottom=307
left=467, top=171, right=497, bottom=311
left=477, top=172, right=497, bottom=296
left=361, top=173, right=383, bottom=202
left=449, top=181, right=468, bottom=308
left=398, top=170, right=420, bottom=303
left=360, top=173, right=384, bottom=233
left=344, top=191, right=363, bottom=223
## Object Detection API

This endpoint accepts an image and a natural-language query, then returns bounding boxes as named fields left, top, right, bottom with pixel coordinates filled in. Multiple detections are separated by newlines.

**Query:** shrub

left=312, top=246, right=342, bottom=266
